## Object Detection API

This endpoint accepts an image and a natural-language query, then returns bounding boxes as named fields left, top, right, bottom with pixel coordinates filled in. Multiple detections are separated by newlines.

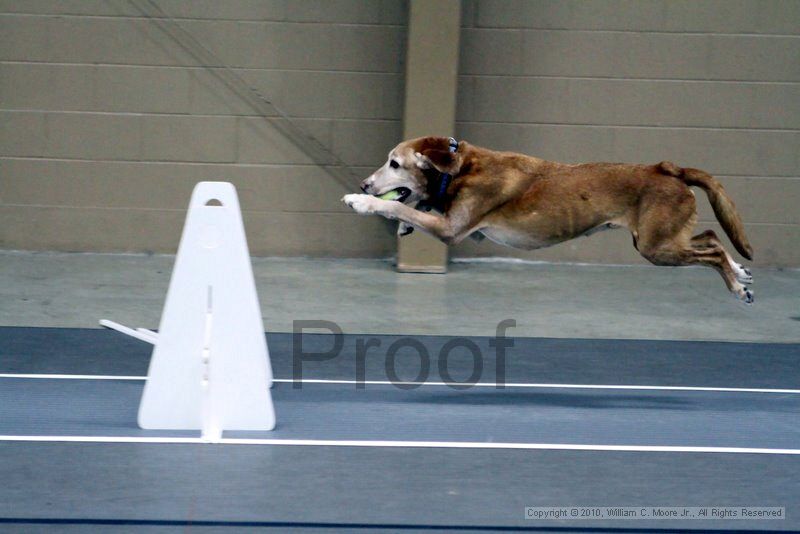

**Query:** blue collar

left=436, top=137, right=459, bottom=200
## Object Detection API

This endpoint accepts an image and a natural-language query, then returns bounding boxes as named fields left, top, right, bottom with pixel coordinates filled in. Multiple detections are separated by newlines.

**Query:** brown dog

left=343, top=136, right=754, bottom=303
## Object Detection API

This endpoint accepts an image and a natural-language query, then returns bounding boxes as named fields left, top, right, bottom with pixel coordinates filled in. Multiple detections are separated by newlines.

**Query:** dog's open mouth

left=375, top=187, right=411, bottom=203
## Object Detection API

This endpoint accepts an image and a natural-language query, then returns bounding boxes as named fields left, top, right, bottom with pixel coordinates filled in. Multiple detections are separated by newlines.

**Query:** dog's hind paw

left=735, top=265, right=753, bottom=285
left=736, top=286, right=754, bottom=305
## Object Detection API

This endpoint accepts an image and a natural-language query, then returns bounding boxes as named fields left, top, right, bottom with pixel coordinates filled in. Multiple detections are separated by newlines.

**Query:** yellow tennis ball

left=378, top=190, right=402, bottom=201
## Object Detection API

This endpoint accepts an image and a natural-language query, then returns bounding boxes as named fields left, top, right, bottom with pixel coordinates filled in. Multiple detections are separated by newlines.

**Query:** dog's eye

left=389, top=159, right=399, bottom=169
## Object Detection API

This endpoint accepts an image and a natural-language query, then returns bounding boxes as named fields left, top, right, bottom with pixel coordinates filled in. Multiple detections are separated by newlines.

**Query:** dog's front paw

left=342, top=194, right=379, bottom=215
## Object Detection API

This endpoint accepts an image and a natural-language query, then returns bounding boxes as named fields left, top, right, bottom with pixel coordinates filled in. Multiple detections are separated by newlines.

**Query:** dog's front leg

left=342, top=194, right=463, bottom=244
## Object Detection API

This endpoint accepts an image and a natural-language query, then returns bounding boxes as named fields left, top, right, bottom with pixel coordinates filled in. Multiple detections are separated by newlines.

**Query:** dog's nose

left=360, top=182, right=370, bottom=193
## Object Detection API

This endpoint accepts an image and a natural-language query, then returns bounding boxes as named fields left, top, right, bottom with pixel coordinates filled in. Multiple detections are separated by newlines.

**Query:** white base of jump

left=101, top=182, right=275, bottom=441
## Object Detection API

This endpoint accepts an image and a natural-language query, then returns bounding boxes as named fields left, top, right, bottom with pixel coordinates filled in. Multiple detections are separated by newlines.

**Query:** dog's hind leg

left=691, top=245, right=753, bottom=303
left=638, top=234, right=754, bottom=304
left=634, top=192, right=752, bottom=303
left=690, top=229, right=718, bottom=248
left=691, top=229, right=752, bottom=284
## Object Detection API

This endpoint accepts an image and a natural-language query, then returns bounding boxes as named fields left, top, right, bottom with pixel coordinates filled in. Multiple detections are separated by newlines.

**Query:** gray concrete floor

left=0, top=250, right=798, bottom=342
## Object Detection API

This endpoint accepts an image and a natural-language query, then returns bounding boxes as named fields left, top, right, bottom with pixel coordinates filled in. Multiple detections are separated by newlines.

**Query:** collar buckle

left=448, top=137, right=458, bottom=153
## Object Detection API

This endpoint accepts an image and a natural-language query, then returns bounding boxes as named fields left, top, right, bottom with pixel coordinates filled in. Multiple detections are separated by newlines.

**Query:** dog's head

left=359, top=137, right=462, bottom=204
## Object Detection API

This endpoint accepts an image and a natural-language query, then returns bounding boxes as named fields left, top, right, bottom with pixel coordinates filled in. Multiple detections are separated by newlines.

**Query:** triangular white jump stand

left=100, top=182, right=275, bottom=441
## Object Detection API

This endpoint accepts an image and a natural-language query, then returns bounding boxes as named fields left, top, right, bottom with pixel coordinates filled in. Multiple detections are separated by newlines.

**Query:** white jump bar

left=99, top=319, right=159, bottom=345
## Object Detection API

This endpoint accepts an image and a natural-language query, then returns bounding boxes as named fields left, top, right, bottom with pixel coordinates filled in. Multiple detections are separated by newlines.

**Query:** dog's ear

left=414, top=152, right=432, bottom=170
left=415, top=149, right=458, bottom=174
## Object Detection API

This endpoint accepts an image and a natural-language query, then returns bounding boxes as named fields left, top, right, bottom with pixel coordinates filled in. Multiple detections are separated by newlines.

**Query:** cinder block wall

left=0, top=0, right=404, bottom=256
left=1, top=1, right=798, bottom=266
left=453, top=0, right=800, bottom=266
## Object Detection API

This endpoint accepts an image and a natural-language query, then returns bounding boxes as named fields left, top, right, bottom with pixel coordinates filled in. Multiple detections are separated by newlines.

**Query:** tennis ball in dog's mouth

left=378, top=190, right=402, bottom=201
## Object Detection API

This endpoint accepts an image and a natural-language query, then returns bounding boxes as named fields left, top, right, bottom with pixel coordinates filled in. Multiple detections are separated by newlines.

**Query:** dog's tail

left=658, top=162, right=753, bottom=260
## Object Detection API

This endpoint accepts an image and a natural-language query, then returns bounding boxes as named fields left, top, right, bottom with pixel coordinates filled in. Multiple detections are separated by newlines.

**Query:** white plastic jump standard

left=102, top=182, right=276, bottom=440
